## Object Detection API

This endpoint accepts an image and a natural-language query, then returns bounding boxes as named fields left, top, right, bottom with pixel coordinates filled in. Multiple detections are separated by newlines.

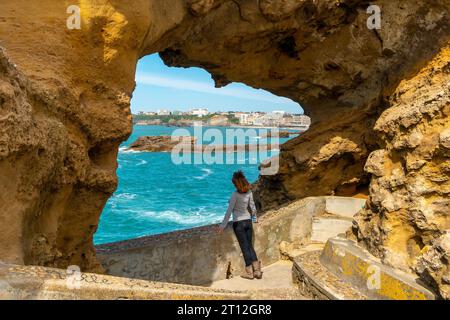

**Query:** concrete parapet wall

left=96, top=196, right=365, bottom=286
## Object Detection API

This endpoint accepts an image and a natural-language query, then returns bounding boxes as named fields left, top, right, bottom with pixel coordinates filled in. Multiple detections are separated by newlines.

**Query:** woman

left=217, top=171, right=262, bottom=280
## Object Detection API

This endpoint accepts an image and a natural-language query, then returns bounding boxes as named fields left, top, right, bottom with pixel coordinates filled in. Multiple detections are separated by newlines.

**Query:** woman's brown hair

left=232, top=171, right=251, bottom=194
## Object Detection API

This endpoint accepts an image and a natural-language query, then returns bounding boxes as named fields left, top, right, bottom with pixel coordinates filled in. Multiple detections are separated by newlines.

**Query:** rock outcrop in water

left=128, top=136, right=276, bottom=153
left=128, top=136, right=197, bottom=152
left=0, top=0, right=448, bottom=297
left=261, top=131, right=297, bottom=139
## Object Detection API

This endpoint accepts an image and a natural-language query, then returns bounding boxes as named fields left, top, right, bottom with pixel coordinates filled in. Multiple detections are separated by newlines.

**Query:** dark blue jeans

left=233, top=219, right=258, bottom=267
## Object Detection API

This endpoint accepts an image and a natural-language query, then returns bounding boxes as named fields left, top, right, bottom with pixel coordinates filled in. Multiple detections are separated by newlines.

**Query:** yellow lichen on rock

left=79, top=0, right=129, bottom=63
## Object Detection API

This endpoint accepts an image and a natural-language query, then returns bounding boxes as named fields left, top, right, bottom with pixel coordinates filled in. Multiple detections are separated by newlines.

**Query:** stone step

left=320, top=237, right=437, bottom=300
left=280, top=242, right=325, bottom=260
left=210, top=260, right=305, bottom=299
left=310, top=217, right=353, bottom=243
left=293, top=249, right=367, bottom=300
left=211, top=260, right=293, bottom=291
left=324, top=196, right=366, bottom=219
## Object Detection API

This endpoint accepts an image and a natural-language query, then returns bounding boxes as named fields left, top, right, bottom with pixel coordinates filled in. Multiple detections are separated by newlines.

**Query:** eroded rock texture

left=251, top=1, right=450, bottom=210
left=0, top=0, right=147, bottom=271
left=353, top=46, right=450, bottom=298
left=0, top=0, right=449, bottom=297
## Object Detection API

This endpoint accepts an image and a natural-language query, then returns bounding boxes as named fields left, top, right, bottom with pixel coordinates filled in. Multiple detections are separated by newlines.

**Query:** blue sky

left=131, top=54, right=303, bottom=114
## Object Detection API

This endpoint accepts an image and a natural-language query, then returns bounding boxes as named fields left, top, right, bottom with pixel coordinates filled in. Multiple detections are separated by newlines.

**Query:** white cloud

left=136, top=73, right=296, bottom=105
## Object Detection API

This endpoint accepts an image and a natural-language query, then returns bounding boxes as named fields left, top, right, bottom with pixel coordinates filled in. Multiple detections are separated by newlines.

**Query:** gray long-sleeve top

left=219, top=191, right=257, bottom=230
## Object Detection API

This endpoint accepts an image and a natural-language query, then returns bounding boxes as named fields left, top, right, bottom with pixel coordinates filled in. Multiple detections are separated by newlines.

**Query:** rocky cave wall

left=353, top=46, right=450, bottom=299
left=0, top=0, right=449, bottom=297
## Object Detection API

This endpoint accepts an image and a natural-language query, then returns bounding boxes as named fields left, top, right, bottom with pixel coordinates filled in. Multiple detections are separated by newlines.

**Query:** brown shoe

left=240, top=265, right=254, bottom=280
left=252, top=261, right=263, bottom=279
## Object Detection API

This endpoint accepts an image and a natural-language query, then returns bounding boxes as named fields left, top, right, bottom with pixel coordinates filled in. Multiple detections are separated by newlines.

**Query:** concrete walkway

left=211, top=260, right=293, bottom=290
left=209, top=260, right=305, bottom=299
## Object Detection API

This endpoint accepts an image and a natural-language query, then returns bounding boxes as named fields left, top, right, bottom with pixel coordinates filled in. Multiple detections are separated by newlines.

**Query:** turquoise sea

left=94, top=125, right=295, bottom=245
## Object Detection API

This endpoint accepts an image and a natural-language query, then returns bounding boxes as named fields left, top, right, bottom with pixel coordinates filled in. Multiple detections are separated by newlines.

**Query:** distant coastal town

left=134, top=108, right=311, bottom=130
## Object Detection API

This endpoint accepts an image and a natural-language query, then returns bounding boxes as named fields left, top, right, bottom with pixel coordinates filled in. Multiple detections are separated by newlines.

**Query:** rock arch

left=0, top=0, right=448, bottom=297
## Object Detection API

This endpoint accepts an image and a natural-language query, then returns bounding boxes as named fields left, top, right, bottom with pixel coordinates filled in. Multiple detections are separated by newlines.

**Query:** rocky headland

left=127, top=136, right=277, bottom=153
left=128, top=136, right=197, bottom=152
left=261, top=131, right=299, bottom=138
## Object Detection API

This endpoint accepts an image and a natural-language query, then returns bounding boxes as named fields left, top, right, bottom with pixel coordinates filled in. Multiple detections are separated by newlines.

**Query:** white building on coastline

left=290, top=115, right=311, bottom=128
left=235, top=111, right=310, bottom=128
left=270, top=110, right=286, bottom=119
left=137, top=111, right=157, bottom=116
left=238, top=113, right=250, bottom=125
left=190, top=108, right=209, bottom=117
left=156, top=109, right=171, bottom=116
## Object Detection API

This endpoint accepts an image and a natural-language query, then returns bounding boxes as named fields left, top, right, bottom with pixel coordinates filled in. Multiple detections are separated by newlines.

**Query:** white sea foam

left=136, top=160, right=148, bottom=166
left=202, top=168, right=213, bottom=175
left=137, top=209, right=219, bottom=225
left=119, top=146, right=142, bottom=154
left=114, top=193, right=137, bottom=200
left=193, top=168, right=213, bottom=180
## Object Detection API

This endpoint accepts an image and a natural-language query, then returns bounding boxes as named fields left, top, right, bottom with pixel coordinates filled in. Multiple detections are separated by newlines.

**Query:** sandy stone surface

left=210, top=260, right=306, bottom=299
